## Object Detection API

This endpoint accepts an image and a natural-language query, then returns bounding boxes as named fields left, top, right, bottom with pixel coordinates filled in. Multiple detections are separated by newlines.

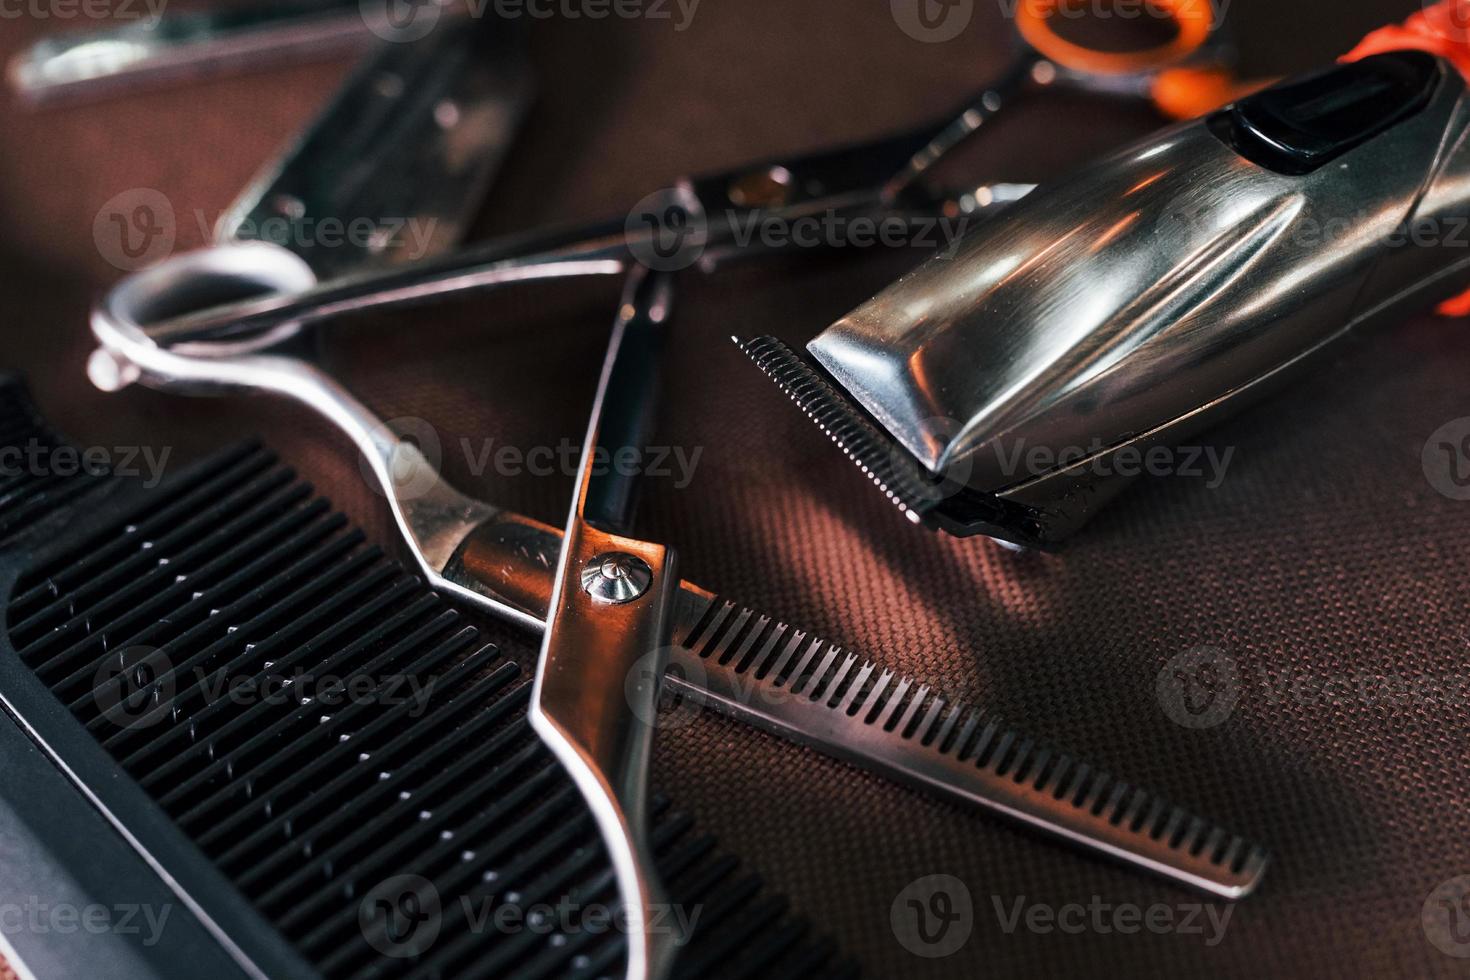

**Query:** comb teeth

left=734, top=336, right=941, bottom=524
left=673, top=595, right=1269, bottom=899
left=0, top=432, right=858, bottom=979
left=0, top=376, right=107, bottom=544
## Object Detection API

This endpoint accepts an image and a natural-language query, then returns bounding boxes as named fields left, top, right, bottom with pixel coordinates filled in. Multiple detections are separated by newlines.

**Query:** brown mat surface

left=3, top=1, right=1469, bottom=977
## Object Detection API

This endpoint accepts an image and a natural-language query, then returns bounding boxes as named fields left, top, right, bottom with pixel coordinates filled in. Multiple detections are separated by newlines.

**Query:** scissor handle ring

left=1016, top=0, right=1215, bottom=76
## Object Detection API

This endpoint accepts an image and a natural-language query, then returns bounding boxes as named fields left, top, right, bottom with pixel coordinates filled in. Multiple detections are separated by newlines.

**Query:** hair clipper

left=740, top=6, right=1470, bottom=547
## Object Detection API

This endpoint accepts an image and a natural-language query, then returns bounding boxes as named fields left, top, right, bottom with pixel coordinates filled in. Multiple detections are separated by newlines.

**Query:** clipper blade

left=735, top=336, right=1046, bottom=546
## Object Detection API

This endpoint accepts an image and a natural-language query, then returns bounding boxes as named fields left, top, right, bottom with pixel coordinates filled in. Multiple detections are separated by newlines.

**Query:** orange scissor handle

left=1149, top=65, right=1271, bottom=119
left=1015, top=0, right=1216, bottom=76
left=1343, top=0, right=1470, bottom=80
left=1341, top=0, right=1470, bottom=315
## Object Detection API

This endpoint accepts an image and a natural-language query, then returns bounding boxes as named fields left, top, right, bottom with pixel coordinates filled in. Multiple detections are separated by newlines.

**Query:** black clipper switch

left=1211, top=50, right=1442, bottom=174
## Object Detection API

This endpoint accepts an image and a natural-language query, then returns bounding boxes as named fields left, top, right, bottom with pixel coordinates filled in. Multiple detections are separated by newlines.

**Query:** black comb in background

left=0, top=373, right=109, bottom=543
left=0, top=376, right=857, bottom=980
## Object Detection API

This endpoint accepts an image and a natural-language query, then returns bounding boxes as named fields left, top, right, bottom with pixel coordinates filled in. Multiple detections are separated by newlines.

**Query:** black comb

left=0, top=375, right=109, bottom=543
left=0, top=376, right=857, bottom=980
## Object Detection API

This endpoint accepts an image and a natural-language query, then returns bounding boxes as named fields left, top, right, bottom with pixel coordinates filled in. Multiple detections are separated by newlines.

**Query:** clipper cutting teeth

left=734, top=336, right=939, bottom=524
left=734, top=336, right=1044, bottom=545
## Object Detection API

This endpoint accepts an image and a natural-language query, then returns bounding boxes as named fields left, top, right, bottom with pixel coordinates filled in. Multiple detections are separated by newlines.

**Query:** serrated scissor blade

left=435, top=506, right=1268, bottom=899
left=662, top=587, right=1268, bottom=900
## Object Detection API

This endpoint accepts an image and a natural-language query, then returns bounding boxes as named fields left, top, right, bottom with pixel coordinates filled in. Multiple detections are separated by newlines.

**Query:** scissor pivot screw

left=581, top=552, right=652, bottom=604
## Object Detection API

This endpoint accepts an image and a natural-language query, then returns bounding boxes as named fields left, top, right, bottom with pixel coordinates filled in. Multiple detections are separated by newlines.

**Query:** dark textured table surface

left=5, top=1, right=1470, bottom=976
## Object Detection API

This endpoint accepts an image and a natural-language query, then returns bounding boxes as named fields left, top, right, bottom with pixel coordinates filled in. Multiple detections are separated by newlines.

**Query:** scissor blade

left=8, top=1, right=375, bottom=105
left=529, top=270, right=680, bottom=980
left=663, top=589, right=1269, bottom=900
left=437, top=511, right=1266, bottom=900
left=221, top=19, right=532, bottom=278
left=137, top=174, right=1032, bottom=348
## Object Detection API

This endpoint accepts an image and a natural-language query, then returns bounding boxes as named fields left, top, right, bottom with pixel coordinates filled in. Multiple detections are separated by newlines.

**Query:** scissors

left=88, top=7, right=1269, bottom=978
left=91, top=258, right=1270, bottom=977
left=9, top=0, right=415, bottom=105
left=106, top=0, right=1262, bottom=353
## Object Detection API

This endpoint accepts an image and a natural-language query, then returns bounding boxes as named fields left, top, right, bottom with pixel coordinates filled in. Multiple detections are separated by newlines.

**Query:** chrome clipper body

left=742, top=51, right=1470, bottom=546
